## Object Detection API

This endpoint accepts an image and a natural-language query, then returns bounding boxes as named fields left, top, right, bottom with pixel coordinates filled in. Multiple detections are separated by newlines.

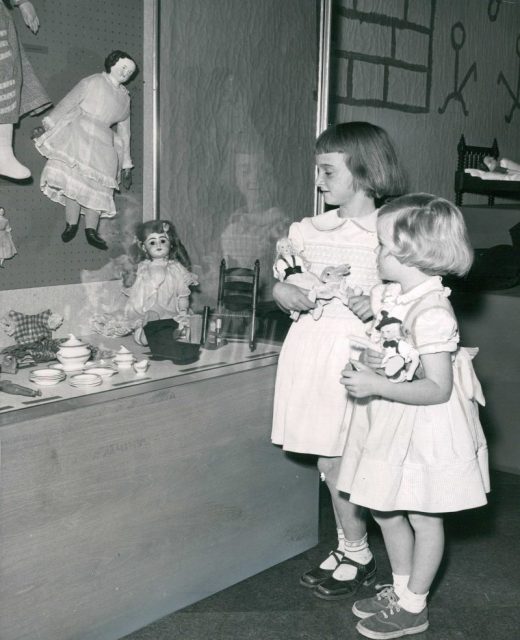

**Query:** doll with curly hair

left=124, top=220, right=198, bottom=345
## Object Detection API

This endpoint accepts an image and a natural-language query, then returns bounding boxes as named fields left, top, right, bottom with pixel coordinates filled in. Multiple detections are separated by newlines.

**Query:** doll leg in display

left=0, top=123, right=30, bottom=180
left=61, top=197, right=81, bottom=243
left=84, top=208, right=107, bottom=251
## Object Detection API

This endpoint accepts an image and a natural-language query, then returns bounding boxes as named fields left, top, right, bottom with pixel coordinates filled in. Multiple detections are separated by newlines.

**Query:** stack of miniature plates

left=69, top=373, right=103, bottom=388
left=29, top=368, right=66, bottom=387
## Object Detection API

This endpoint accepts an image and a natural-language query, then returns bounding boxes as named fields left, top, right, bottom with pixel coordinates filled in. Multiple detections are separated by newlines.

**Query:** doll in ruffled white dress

left=0, top=207, right=16, bottom=266
left=124, top=220, right=198, bottom=345
left=34, top=50, right=136, bottom=250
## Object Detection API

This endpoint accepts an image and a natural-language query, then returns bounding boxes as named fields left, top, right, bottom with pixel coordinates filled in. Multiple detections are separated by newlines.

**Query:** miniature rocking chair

left=216, top=258, right=260, bottom=351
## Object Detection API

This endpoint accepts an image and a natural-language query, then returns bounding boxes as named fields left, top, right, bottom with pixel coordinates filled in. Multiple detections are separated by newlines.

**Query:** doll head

left=375, top=311, right=403, bottom=340
left=377, top=193, right=473, bottom=277
left=104, top=50, right=137, bottom=84
left=276, top=237, right=295, bottom=257
left=131, top=220, right=191, bottom=269
left=315, top=122, right=407, bottom=200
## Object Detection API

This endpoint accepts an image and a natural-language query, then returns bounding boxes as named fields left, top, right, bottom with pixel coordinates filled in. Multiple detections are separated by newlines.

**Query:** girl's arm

left=341, top=351, right=453, bottom=405
left=272, top=281, right=316, bottom=314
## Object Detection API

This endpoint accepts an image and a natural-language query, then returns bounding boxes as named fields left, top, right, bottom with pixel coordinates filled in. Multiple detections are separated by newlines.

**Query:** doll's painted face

left=110, top=57, right=136, bottom=85
left=144, top=233, right=170, bottom=260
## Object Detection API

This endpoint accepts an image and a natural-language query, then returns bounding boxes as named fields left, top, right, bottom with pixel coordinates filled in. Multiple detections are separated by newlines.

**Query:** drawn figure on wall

left=0, top=0, right=51, bottom=180
left=0, top=206, right=16, bottom=266
left=33, top=50, right=136, bottom=251
left=438, top=22, right=477, bottom=116
left=498, top=35, right=520, bottom=123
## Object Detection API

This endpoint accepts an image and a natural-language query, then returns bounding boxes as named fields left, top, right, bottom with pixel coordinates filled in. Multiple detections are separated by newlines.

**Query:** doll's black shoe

left=85, top=228, right=108, bottom=251
left=61, top=223, right=79, bottom=243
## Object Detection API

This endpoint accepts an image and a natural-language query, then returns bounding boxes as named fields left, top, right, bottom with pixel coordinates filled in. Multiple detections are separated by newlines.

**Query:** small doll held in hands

left=124, top=220, right=198, bottom=346
left=273, top=236, right=359, bottom=321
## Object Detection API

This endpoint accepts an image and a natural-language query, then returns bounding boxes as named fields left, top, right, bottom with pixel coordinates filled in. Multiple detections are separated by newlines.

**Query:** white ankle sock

left=332, top=534, right=373, bottom=581
left=392, top=573, right=410, bottom=598
left=398, top=586, right=428, bottom=613
left=319, top=528, right=345, bottom=569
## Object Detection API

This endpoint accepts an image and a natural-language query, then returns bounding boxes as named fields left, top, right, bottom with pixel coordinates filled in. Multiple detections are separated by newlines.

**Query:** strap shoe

left=299, top=549, right=343, bottom=588
left=313, top=556, right=376, bottom=600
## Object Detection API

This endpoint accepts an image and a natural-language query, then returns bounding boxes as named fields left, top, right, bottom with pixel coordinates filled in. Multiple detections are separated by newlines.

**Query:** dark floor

left=122, top=470, right=520, bottom=640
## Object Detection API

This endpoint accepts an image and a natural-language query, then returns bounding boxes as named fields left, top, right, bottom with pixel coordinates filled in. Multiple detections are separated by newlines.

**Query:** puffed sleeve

left=412, top=307, right=459, bottom=355
left=42, top=75, right=91, bottom=129
left=287, top=221, right=304, bottom=254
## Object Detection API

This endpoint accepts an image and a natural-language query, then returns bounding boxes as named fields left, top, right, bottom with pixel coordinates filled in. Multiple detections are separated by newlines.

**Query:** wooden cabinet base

left=0, top=365, right=318, bottom=640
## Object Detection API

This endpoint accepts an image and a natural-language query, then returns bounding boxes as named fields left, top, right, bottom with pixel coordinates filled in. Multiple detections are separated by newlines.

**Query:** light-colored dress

left=337, top=277, right=490, bottom=513
left=0, top=215, right=16, bottom=261
left=271, top=208, right=380, bottom=457
left=35, top=73, right=132, bottom=217
left=124, top=259, right=198, bottom=326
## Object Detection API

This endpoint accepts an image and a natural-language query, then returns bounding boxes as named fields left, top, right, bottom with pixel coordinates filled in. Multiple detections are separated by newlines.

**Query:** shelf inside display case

left=0, top=334, right=281, bottom=421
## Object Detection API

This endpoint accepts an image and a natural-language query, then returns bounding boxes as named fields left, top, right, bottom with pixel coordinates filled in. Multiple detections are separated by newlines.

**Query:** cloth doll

left=124, top=220, right=198, bottom=346
left=372, top=310, right=420, bottom=383
left=0, top=0, right=51, bottom=180
left=0, top=207, right=16, bottom=266
left=33, top=50, right=136, bottom=250
left=0, top=308, right=63, bottom=345
left=273, top=238, right=358, bottom=320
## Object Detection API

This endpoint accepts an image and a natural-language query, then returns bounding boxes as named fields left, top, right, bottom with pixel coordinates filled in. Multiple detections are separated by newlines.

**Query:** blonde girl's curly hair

left=378, top=193, right=474, bottom=277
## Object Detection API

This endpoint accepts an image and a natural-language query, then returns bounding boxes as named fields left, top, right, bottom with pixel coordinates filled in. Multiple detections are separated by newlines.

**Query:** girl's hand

left=19, top=2, right=39, bottom=34
left=340, top=360, right=382, bottom=398
left=348, top=294, right=373, bottom=322
left=359, top=347, right=383, bottom=370
left=272, top=281, right=315, bottom=314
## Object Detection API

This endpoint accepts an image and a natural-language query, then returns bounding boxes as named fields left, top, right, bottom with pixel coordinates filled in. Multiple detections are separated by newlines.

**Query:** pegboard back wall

left=0, top=0, right=143, bottom=291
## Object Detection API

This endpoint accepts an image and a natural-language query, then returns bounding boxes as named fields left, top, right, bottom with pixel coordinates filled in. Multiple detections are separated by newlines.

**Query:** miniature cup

left=133, top=359, right=149, bottom=375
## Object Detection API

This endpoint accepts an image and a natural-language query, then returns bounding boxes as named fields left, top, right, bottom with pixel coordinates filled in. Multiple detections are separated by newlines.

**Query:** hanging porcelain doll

left=0, top=207, right=17, bottom=266
left=124, top=220, right=199, bottom=345
left=33, top=50, right=136, bottom=250
left=0, top=0, right=51, bottom=180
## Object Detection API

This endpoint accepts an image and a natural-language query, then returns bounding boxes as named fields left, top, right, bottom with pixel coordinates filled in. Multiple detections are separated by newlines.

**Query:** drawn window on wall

left=331, top=0, right=436, bottom=114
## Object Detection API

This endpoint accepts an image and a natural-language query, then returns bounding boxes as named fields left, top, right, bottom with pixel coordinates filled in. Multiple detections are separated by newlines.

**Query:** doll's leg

left=0, top=123, right=30, bottom=180
left=310, top=457, right=376, bottom=600
left=84, top=208, right=107, bottom=250
left=61, top=198, right=81, bottom=243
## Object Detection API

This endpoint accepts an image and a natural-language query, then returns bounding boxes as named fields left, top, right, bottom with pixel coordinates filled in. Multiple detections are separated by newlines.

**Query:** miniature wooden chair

left=454, top=135, right=499, bottom=206
left=216, top=258, right=260, bottom=351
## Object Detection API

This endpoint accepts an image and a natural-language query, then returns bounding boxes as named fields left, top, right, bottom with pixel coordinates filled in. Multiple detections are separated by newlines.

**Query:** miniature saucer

left=69, top=373, right=102, bottom=387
